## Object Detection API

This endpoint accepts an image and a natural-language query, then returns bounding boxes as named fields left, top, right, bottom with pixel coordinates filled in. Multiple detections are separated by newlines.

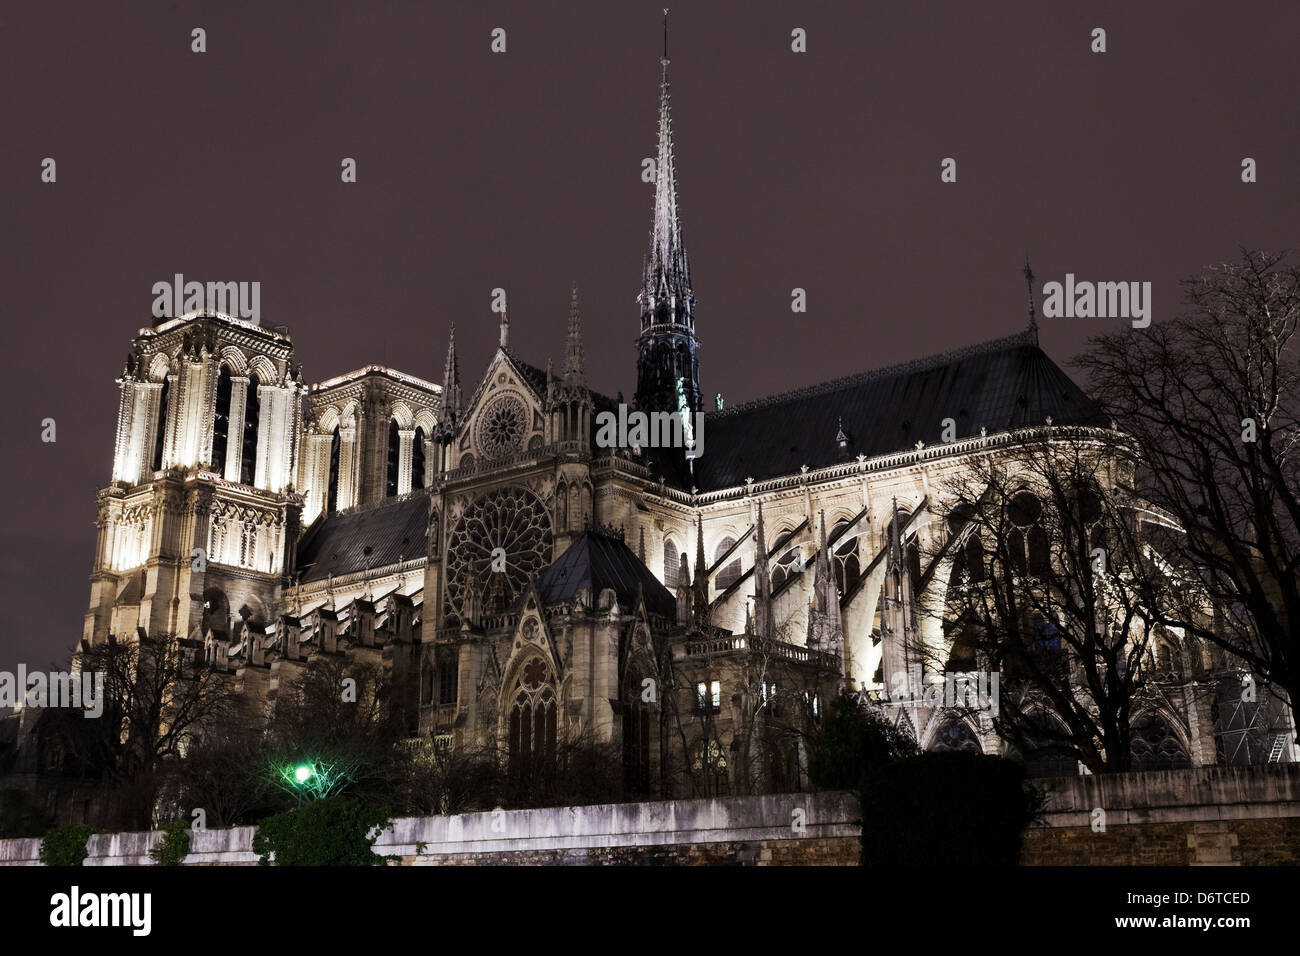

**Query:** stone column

left=225, top=375, right=249, bottom=483
left=397, top=429, right=415, bottom=495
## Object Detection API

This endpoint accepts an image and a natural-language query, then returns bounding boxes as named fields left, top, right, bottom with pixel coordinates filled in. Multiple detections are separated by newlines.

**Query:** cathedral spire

left=635, top=14, right=701, bottom=419
left=642, top=22, right=691, bottom=317
left=564, top=282, right=585, bottom=383
left=1023, top=255, right=1038, bottom=343
left=440, top=325, right=462, bottom=426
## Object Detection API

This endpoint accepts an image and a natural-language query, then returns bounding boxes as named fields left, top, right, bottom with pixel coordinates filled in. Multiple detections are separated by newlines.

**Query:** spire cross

left=663, top=9, right=669, bottom=62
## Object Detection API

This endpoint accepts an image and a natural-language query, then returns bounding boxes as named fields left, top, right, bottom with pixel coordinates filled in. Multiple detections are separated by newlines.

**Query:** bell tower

left=85, top=311, right=305, bottom=650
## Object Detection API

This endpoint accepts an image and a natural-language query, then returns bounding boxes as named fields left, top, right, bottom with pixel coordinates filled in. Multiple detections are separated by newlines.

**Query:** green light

left=294, top=764, right=313, bottom=784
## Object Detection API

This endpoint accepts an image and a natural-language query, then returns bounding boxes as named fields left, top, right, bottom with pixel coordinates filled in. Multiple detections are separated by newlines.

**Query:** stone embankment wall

left=0, top=791, right=860, bottom=866
left=3, top=767, right=1296, bottom=865
left=1020, top=764, right=1300, bottom=865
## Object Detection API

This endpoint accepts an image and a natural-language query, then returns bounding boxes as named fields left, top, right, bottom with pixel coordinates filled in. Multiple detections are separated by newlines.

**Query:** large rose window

left=476, top=394, right=527, bottom=460
left=446, top=486, right=553, bottom=619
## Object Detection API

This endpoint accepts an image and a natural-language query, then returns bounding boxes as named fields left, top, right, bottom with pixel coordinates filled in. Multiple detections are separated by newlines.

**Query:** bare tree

left=153, top=726, right=275, bottom=828
left=922, top=432, right=1185, bottom=773
left=51, top=633, right=242, bottom=829
left=1075, top=248, right=1299, bottom=709
left=263, top=655, right=404, bottom=805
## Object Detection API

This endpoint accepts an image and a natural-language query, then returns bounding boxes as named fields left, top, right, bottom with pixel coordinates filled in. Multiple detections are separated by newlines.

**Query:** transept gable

left=456, top=349, right=547, bottom=461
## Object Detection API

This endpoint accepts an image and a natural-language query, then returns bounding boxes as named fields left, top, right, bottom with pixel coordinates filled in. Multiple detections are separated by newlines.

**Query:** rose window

left=446, top=486, right=553, bottom=619
left=477, top=394, right=527, bottom=459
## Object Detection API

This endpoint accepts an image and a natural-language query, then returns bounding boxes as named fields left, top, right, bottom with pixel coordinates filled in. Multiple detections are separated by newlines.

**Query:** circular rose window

left=446, top=486, right=553, bottom=619
left=476, top=394, right=527, bottom=459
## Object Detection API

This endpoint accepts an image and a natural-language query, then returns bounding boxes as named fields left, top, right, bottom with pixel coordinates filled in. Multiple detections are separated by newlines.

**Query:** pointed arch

left=240, top=372, right=261, bottom=485
left=388, top=401, right=414, bottom=430
left=502, top=644, right=559, bottom=791
left=385, top=418, right=400, bottom=497
left=316, top=405, right=342, bottom=434
left=248, top=355, right=278, bottom=384
left=151, top=376, right=170, bottom=471
left=829, top=516, right=861, bottom=595
left=147, top=352, right=172, bottom=382
left=212, top=364, right=233, bottom=474
left=217, top=346, right=249, bottom=375
left=663, top=536, right=681, bottom=590
left=326, top=425, right=341, bottom=514
left=714, top=534, right=741, bottom=590
left=412, top=426, right=427, bottom=491
left=928, top=718, right=983, bottom=754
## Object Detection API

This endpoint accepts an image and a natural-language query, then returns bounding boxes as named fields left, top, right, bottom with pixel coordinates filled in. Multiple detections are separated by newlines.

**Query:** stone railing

left=0, top=792, right=861, bottom=866
left=678, top=634, right=840, bottom=670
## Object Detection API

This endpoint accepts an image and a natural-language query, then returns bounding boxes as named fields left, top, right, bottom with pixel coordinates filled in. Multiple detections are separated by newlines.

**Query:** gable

left=456, top=349, right=548, bottom=465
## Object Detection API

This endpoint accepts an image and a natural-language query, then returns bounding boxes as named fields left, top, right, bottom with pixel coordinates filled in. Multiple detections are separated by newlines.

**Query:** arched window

left=830, top=519, right=861, bottom=594
left=1130, top=714, right=1191, bottom=771
left=240, top=373, right=260, bottom=485
left=508, top=657, right=557, bottom=788
left=663, top=538, right=681, bottom=590
left=944, top=621, right=980, bottom=671
left=1007, top=491, right=1049, bottom=576
left=151, top=377, right=170, bottom=472
left=412, top=427, right=426, bottom=491
left=201, top=587, right=231, bottom=641
left=931, top=720, right=982, bottom=753
left=385, top=419, right=400, bottom=498
left=212, top=365, right=232, bottom=473
left=622, top=668, right=652, bottom=794
left=438, top=653, right=458, bottom=705
left=714, top=536, right=741, bottom=590
left=690, top=738, right=729, bottom=797
left=326, top=425, right=341, bottom=515
left=771, top=544, right=802, bottom=588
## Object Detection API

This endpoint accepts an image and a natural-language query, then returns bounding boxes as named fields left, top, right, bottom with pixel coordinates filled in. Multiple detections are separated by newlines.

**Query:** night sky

left=2, top=0, right=1296, bottom=680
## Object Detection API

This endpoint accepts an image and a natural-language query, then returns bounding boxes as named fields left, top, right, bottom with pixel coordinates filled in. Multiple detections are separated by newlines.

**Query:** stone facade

left=68, top=40, right=1297, bottom=810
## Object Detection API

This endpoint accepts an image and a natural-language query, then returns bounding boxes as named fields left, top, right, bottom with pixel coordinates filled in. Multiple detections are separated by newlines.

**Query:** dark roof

left=525, top=530, right=677, bottom=619
left=501, top=349, right=550, bottom=398
left=689, top=329, right=1106, bottom=490
left=296, top=493, right=429, bottom=583
left=507, top=329, right=1100, bottom=492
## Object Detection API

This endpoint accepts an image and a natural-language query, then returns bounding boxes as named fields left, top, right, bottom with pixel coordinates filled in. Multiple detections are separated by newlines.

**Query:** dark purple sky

left=2, top=0, right=1296, bottom=678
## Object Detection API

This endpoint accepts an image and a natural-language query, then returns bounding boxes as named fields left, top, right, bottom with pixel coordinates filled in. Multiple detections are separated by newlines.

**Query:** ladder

left=1268, top=734, right=1288, bottom=763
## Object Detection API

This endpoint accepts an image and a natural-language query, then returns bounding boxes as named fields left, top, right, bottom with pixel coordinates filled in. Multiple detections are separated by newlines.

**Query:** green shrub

left=253, top=795, right=391, bottom=866
left=149, top=819, right=192, bottom=866
left=859, top=750, right=1043, bottom=866
left=39, top=825, right=99, bottom=867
